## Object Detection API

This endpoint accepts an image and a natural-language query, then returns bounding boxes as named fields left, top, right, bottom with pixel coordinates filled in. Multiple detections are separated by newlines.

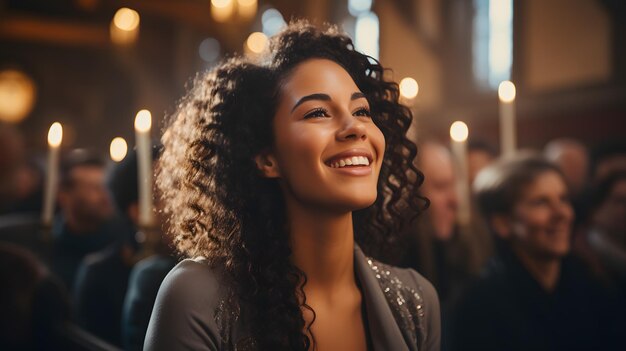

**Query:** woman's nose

left=336, top=114, right=367, bottom=141
left=552, top=199, right=574, bottom=222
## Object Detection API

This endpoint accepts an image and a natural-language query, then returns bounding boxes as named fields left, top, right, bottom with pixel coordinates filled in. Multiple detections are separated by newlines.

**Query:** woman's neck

left=287, top=202, right=356, bottom=296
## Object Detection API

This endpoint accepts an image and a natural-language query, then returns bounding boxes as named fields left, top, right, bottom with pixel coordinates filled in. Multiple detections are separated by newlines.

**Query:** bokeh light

left=498, top=80, right=516, bottom=102
left=48, top=122, right=63, bottom=147
left=400, top=77, right=419, bottom=99
left=110, top=137, right=128, bottom=162
left=245, top=32, right=268, bottom=54
left=450, top=121, right=469, bottom=142
left=0, top=70, right=36, bottom=123
left=134, top=110, right=152, bottom=132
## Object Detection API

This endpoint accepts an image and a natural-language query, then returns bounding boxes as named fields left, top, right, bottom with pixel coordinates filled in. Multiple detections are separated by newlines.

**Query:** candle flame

left=134, top=109, right=152, bottom=132
left=211, top=0, right=235, bottom=22
left=47, top=122, right=63, bottom=147
left=246, top=32, right=268, bottom=54
left=113, top=7, right=140, bottom=32
left=400, top=77, right=419, bottom=99
left=450, top=121, right=469, bottom=142
left=110, top=137, right=128, bottom=162
left=498, top=80, right=516, bottom=103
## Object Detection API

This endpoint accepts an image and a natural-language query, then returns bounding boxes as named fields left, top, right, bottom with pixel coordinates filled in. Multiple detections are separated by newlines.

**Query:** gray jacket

left=144, top=246, right=440, bottom=351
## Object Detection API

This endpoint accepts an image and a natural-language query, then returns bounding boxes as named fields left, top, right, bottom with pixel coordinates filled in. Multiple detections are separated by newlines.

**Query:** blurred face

left=61, top=166, right=114, bottom=224
left=419, top=143, right=458, bottom=240
left=262, top=59, right=385, bottom=213
left=594, top=179, right=626, bottom=242
left=503, top=171, right=574, bottom=260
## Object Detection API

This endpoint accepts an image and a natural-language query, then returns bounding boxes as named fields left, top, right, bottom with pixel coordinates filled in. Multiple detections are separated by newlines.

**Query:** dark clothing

left=450, top=249, right=623, bottom=351
left=122, top=255, right=176, bottom=351
left=145, top=246, right=441, bottom=351
left=50, top=215, right=124, bottom=290
left=73, top=244, right=133, bottom=347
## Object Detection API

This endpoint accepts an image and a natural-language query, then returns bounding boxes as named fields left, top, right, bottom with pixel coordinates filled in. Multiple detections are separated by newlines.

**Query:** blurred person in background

left=0, top=243, right=70, bottom=350
left=51, top=149, right=119, bottom=289
left=468, top=139, right=497, bottom=186
left=0, top=122, right=44, bottom=216
left=73, top=146, right=158, bottom=347
left=450, top=154, right=622, bottom=351
left=574, top=171, right=626, bottom=312
left=121, top=191, right=175, bottom=351
left=398, top=141, right=491, bottom=308
left=545, top=138, right=591, bottom=226
left=591, top=141, right=626, bottom=182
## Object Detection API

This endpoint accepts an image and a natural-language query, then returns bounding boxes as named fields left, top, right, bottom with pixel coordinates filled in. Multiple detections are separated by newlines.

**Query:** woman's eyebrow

left=351, top=92, right=366, bottom=100
left=291, top=92, right=366, bottom=112
left=291, top=93, right=330, bottom=112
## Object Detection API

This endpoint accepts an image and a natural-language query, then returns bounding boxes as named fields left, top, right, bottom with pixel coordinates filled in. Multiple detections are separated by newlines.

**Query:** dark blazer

left=144, top=245, right=440, bottom=351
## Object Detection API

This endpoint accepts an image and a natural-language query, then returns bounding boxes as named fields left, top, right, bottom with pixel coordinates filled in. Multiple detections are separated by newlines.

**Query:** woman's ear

left=254, top=151, right=280, bottom=178
left=490, top=214, right=512, bottom=239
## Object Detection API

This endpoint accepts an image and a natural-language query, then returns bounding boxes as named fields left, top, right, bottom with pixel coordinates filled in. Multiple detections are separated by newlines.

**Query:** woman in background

left=450, top=154, right=622, bottom=351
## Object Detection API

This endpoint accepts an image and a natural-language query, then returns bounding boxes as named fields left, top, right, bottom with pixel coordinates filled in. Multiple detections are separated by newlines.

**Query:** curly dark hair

left=157, top=20, right=427, bottom=350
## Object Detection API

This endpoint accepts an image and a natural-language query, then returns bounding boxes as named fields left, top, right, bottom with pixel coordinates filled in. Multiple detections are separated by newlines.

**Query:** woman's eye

left=304, top=108, right=330, bottom=119
left=354, top=107, right=371, bottom=118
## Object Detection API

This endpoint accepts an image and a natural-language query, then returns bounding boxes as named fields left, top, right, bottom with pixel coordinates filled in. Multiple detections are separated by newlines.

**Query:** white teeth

left=329, top=156, right=371, bottom=168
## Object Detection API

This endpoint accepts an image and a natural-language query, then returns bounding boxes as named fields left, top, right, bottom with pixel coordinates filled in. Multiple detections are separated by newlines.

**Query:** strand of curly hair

left=157, top=21, right=428, bottom=350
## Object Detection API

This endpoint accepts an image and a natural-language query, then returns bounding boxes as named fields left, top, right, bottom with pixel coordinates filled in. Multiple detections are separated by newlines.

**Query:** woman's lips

left=324, top=148, right=373, bottom=167
left=324, top=150, right=374, bottom=176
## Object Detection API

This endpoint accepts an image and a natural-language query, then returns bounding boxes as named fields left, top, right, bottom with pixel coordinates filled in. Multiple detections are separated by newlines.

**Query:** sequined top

left=144, top=245, right=441, bottom=351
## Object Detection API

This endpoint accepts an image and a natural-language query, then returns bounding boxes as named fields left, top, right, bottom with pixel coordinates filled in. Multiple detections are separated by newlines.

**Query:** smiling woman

left=146, top=20, right=439, bottom=351
left=449, top=153, right=623, bottom=351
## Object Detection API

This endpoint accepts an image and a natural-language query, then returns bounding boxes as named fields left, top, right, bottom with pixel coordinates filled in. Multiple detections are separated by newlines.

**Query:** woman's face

left=262, top=58, right=385, bottom=213
left=506, top=170, right=574, bottom=260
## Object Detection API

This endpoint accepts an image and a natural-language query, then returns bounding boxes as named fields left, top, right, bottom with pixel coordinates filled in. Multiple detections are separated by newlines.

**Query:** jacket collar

left=354, top=245, right=410, bottom=351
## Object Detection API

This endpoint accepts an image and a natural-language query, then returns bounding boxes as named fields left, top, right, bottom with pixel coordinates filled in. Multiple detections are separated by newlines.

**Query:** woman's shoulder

left=153, top=257, right=227, bottom=319
left=162, top=258, right=221, bottom=290
left=357, top=250, right=441, bottom=351
left=144, top=258, right=226, bottom=350
left=387, top=263, right=439, bottom=303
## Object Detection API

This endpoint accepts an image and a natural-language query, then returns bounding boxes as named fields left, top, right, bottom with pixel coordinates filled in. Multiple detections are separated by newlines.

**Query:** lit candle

left=110, top=137, right=128, bottom=162
left=134, top=110, right=154, bottom=227
left=498, top=80, right=516, bottom=157
left=450, top=121, right=471, bottom=226
left=42, top=122, right=62, bottom=226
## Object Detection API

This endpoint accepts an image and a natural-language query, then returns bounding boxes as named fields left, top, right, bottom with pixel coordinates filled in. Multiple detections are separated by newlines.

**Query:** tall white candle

left=134, top=109, right=154, bottom=227
left=42, top=122, right=62, bottom=226
left=450, top=121, right=471, bottom=226
left=498, top=80, right=516, bottom=157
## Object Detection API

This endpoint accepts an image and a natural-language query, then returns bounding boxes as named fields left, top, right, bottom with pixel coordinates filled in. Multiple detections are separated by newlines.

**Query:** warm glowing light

left=399, top=77, right=419, bottom=99
left=498, top=80, right=516, bottom=103
left=48, top=122, right=63, bottom=147
left=237, top=0, right=257, bottom=20
left=355, top=12, right=379, bottom=60
left=246, top=32, right=268, bottom=54
left=211, top=0, right=235, bottom=22
left=134, top=110, right=152, bottom=132
left=110, top=137, right=128, bottom=162
left=0, top=70, right=36, bottom=123
left=450, top=121, right=469, bottom=142
left=113, top=8, right=140, bottom=31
